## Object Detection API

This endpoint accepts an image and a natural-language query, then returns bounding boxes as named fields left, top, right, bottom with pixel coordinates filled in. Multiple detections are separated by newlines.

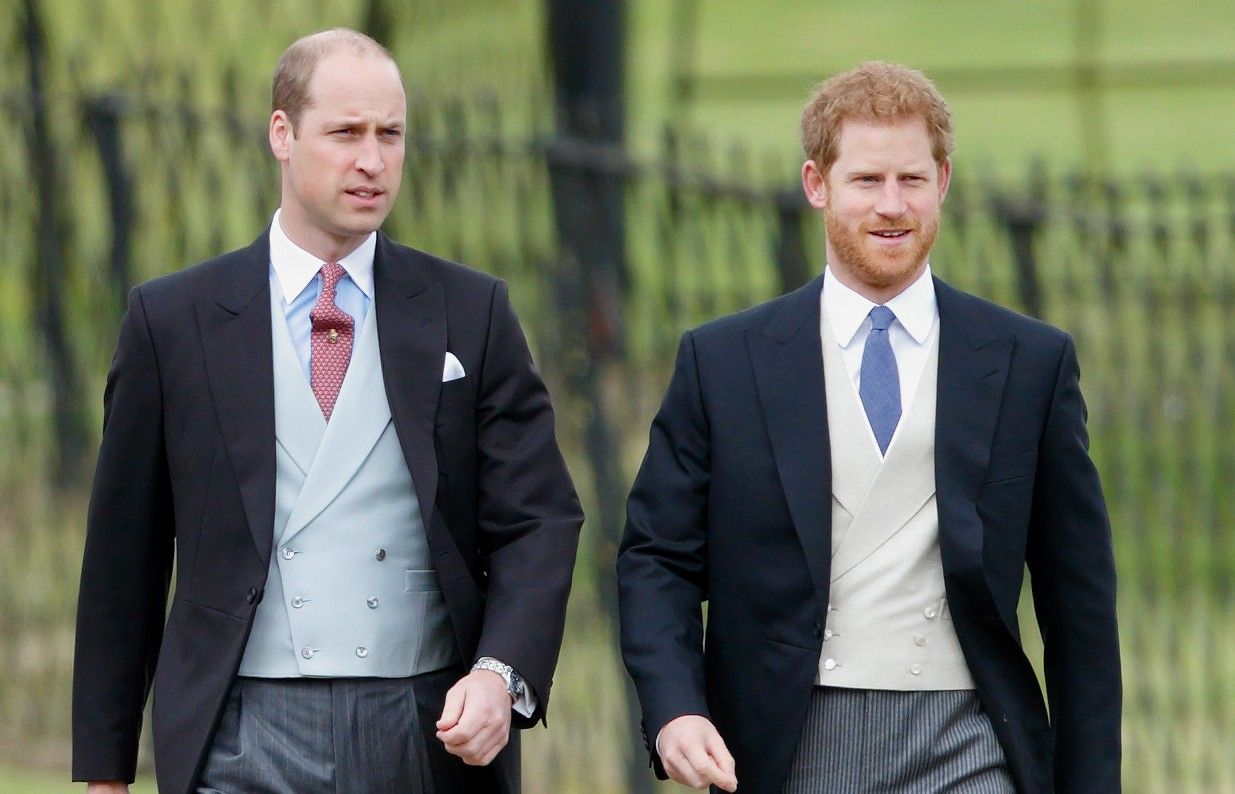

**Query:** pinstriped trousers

left=782, top=687, right=1015, bottom=793
left=197, top=676, right=439, bottom=794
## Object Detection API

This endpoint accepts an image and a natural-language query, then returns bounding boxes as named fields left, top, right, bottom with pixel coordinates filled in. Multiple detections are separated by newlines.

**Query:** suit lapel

left=197, top=233, right=276, bottom=565
left=748, top=276, right=832, bottom=600
left=934, top=278, right=1014, bottom=572
left=373, top=235, right=445, bottom=535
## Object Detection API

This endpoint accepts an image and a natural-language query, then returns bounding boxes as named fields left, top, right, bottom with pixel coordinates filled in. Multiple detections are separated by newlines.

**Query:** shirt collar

left=268, top=208, right=376, bottom=304
left=822, top=264, right=937, bottom=347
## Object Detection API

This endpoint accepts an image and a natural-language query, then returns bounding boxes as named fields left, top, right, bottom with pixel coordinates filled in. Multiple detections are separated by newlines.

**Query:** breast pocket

left=435, top=378, right=476, bottom=427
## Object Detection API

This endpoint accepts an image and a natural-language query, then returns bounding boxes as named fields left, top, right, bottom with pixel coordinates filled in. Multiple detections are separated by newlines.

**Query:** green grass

left=627, top=0, right=1235, bottom=176
left=7, top=2, right=1235, bottom=791
left=0, top=766, right=154, bottom=794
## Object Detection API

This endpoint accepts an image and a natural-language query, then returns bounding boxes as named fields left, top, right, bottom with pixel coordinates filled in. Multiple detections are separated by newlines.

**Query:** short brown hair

left=272, top=28, right=397, bottom=133
left=800, top=61, right=954, bottom=171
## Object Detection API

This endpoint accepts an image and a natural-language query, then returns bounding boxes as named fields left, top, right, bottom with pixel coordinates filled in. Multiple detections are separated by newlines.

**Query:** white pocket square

left=442, top=352, right=466, bottom=382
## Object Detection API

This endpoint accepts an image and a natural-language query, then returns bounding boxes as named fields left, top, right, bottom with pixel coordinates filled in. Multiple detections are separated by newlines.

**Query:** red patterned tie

left=309, top=262, right=354, bottom=420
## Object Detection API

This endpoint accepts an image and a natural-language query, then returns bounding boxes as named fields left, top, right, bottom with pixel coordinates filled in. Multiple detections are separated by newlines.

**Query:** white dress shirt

left=268, top=209, right=375, bottom=382
left=820, top=265, right=939, bottom=417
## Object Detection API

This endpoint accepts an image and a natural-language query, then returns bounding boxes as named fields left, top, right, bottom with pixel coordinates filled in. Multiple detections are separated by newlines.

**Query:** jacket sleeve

left=617, top=331, right=712, bottom=774
left=470, top=280, right=583, bottom=726
left=1025, top=334, right=1121, bottom=792
left=72, top=287, right=175, bottom=783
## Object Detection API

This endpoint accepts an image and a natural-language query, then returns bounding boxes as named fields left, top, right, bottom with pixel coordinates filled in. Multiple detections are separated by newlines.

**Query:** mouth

left=867, top=228, right=911, bottom=240
left=345, top=187, right=385, bottom=202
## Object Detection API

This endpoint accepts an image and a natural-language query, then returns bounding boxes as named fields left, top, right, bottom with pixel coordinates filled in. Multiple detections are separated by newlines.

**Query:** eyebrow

left=845, top=167, right=932, bottom=178
left=321, top=118, right=406, bottom=129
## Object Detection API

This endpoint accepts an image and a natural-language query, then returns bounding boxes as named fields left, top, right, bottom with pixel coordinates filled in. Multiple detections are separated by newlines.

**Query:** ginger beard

left=823, top=196, right=939, bottom=291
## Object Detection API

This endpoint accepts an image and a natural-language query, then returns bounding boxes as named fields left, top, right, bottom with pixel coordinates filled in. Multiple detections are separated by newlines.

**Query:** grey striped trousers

left=783, top=687, right=1015, bottom=793
left=197, top=676, right=437, bottom=794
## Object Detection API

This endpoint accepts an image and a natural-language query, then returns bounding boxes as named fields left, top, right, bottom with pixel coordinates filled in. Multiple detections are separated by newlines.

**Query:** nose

left=874, top=181, right=907, bottom=218
left=354, top=133, right=385, bottom=176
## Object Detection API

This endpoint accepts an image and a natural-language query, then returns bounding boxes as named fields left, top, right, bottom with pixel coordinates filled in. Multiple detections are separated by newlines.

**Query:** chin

left=857, top=258, right=925, bottom=291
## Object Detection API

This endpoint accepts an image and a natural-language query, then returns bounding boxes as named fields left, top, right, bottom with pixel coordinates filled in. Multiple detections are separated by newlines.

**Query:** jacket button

left=246, top=587, right=257, bottom=604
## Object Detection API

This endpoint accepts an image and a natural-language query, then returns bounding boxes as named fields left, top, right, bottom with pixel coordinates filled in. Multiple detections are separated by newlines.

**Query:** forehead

left=303, top=51, right=405, bottom=117
left=832, top=116, right=934, bottom=169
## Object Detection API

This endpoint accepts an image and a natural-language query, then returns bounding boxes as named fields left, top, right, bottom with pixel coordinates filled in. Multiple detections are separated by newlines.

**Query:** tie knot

left=869, top=305, right=896, bottom=332
left=320, top=262, right=345, bottom=290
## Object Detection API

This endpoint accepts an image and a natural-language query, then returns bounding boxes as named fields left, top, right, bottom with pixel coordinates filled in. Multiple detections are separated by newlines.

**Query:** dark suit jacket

left=72, top=231, right=583, bottom=794
left=618, top=275, right=1120, bottom=793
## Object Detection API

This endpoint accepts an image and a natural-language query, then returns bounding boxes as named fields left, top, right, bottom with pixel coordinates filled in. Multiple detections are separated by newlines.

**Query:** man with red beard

left=618, top=62, right=1120, bottom=793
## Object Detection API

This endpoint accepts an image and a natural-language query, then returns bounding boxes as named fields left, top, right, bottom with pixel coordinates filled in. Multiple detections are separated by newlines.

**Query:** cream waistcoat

left=816, top=311, right=974, bottom=690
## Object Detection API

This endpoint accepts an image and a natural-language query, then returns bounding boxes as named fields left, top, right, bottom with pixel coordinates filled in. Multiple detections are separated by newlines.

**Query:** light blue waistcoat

left=238, top=288, right=458, bottom=677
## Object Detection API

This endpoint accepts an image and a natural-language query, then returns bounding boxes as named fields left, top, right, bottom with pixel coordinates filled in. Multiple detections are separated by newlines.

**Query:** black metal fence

left=5, top=74, right=1235, bottom=790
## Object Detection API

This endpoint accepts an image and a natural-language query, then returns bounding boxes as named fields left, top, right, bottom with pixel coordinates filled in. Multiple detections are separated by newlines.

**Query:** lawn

left=0, top=766, right=154, bottom=794
left=627, top=0, right=1235, bottom=176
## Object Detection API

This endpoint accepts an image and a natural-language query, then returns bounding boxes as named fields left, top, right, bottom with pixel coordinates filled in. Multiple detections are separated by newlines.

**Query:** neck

left=277, top=211, right=369, bottom=263
left=827, top=259, right=926, bottom=305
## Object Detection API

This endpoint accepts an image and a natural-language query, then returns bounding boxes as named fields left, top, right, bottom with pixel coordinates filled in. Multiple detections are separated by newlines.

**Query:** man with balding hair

left=73, top=28, right=581, bottom=794
left=618, top=62, right=1120, bottom=792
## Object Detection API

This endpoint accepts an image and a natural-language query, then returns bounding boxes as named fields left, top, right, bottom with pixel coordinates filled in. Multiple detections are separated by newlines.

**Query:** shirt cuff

left=475, top=656, right=537, bottom=718
left=512, top=679, right=537, bottom=719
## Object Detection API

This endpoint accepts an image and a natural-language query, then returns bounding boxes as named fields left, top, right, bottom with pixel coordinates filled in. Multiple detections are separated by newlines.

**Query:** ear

left=937, top=157, right=952, bottom=202
left=269, top=110, right=294, bottom=162
left=801, top=160, right=829, bottom=210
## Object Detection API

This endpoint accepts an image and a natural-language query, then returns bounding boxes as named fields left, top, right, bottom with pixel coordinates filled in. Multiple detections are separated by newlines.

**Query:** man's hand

left=86, top=783, right=129, bottom=793
left=435, top=669, right=514, bottom=766
left=657, top=715, right=738, bottom=791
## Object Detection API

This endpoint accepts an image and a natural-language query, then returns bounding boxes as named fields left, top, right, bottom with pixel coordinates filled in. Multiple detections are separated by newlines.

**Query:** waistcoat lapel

left=280, top=303, right=391, bottom=543
left=819, top=307, right=883, bottom=541
left=269, top=289, right=326, bottom=477
left=830, top=334, right=940, bottom=582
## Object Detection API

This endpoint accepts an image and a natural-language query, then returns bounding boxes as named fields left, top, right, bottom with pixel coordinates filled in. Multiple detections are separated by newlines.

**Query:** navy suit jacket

left=72, top=231, right=583, bottom=794
left=618, top=275, right=1120, bottom=793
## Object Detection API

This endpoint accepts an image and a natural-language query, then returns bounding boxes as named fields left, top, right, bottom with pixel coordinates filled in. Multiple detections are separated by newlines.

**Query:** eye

left=381, top=128, right=403, bottom=138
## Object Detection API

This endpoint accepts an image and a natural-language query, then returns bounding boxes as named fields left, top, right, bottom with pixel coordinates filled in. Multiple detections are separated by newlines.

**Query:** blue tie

left=860, top=306, right=901, bottom=455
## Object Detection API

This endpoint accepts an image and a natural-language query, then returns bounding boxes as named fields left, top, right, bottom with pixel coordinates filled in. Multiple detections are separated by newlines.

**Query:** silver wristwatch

left=473, top=657, right=526, bottom=702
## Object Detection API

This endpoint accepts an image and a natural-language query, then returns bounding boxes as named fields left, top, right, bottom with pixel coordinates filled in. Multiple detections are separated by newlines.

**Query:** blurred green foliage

left=4, top=2, right=1235, bottom=793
